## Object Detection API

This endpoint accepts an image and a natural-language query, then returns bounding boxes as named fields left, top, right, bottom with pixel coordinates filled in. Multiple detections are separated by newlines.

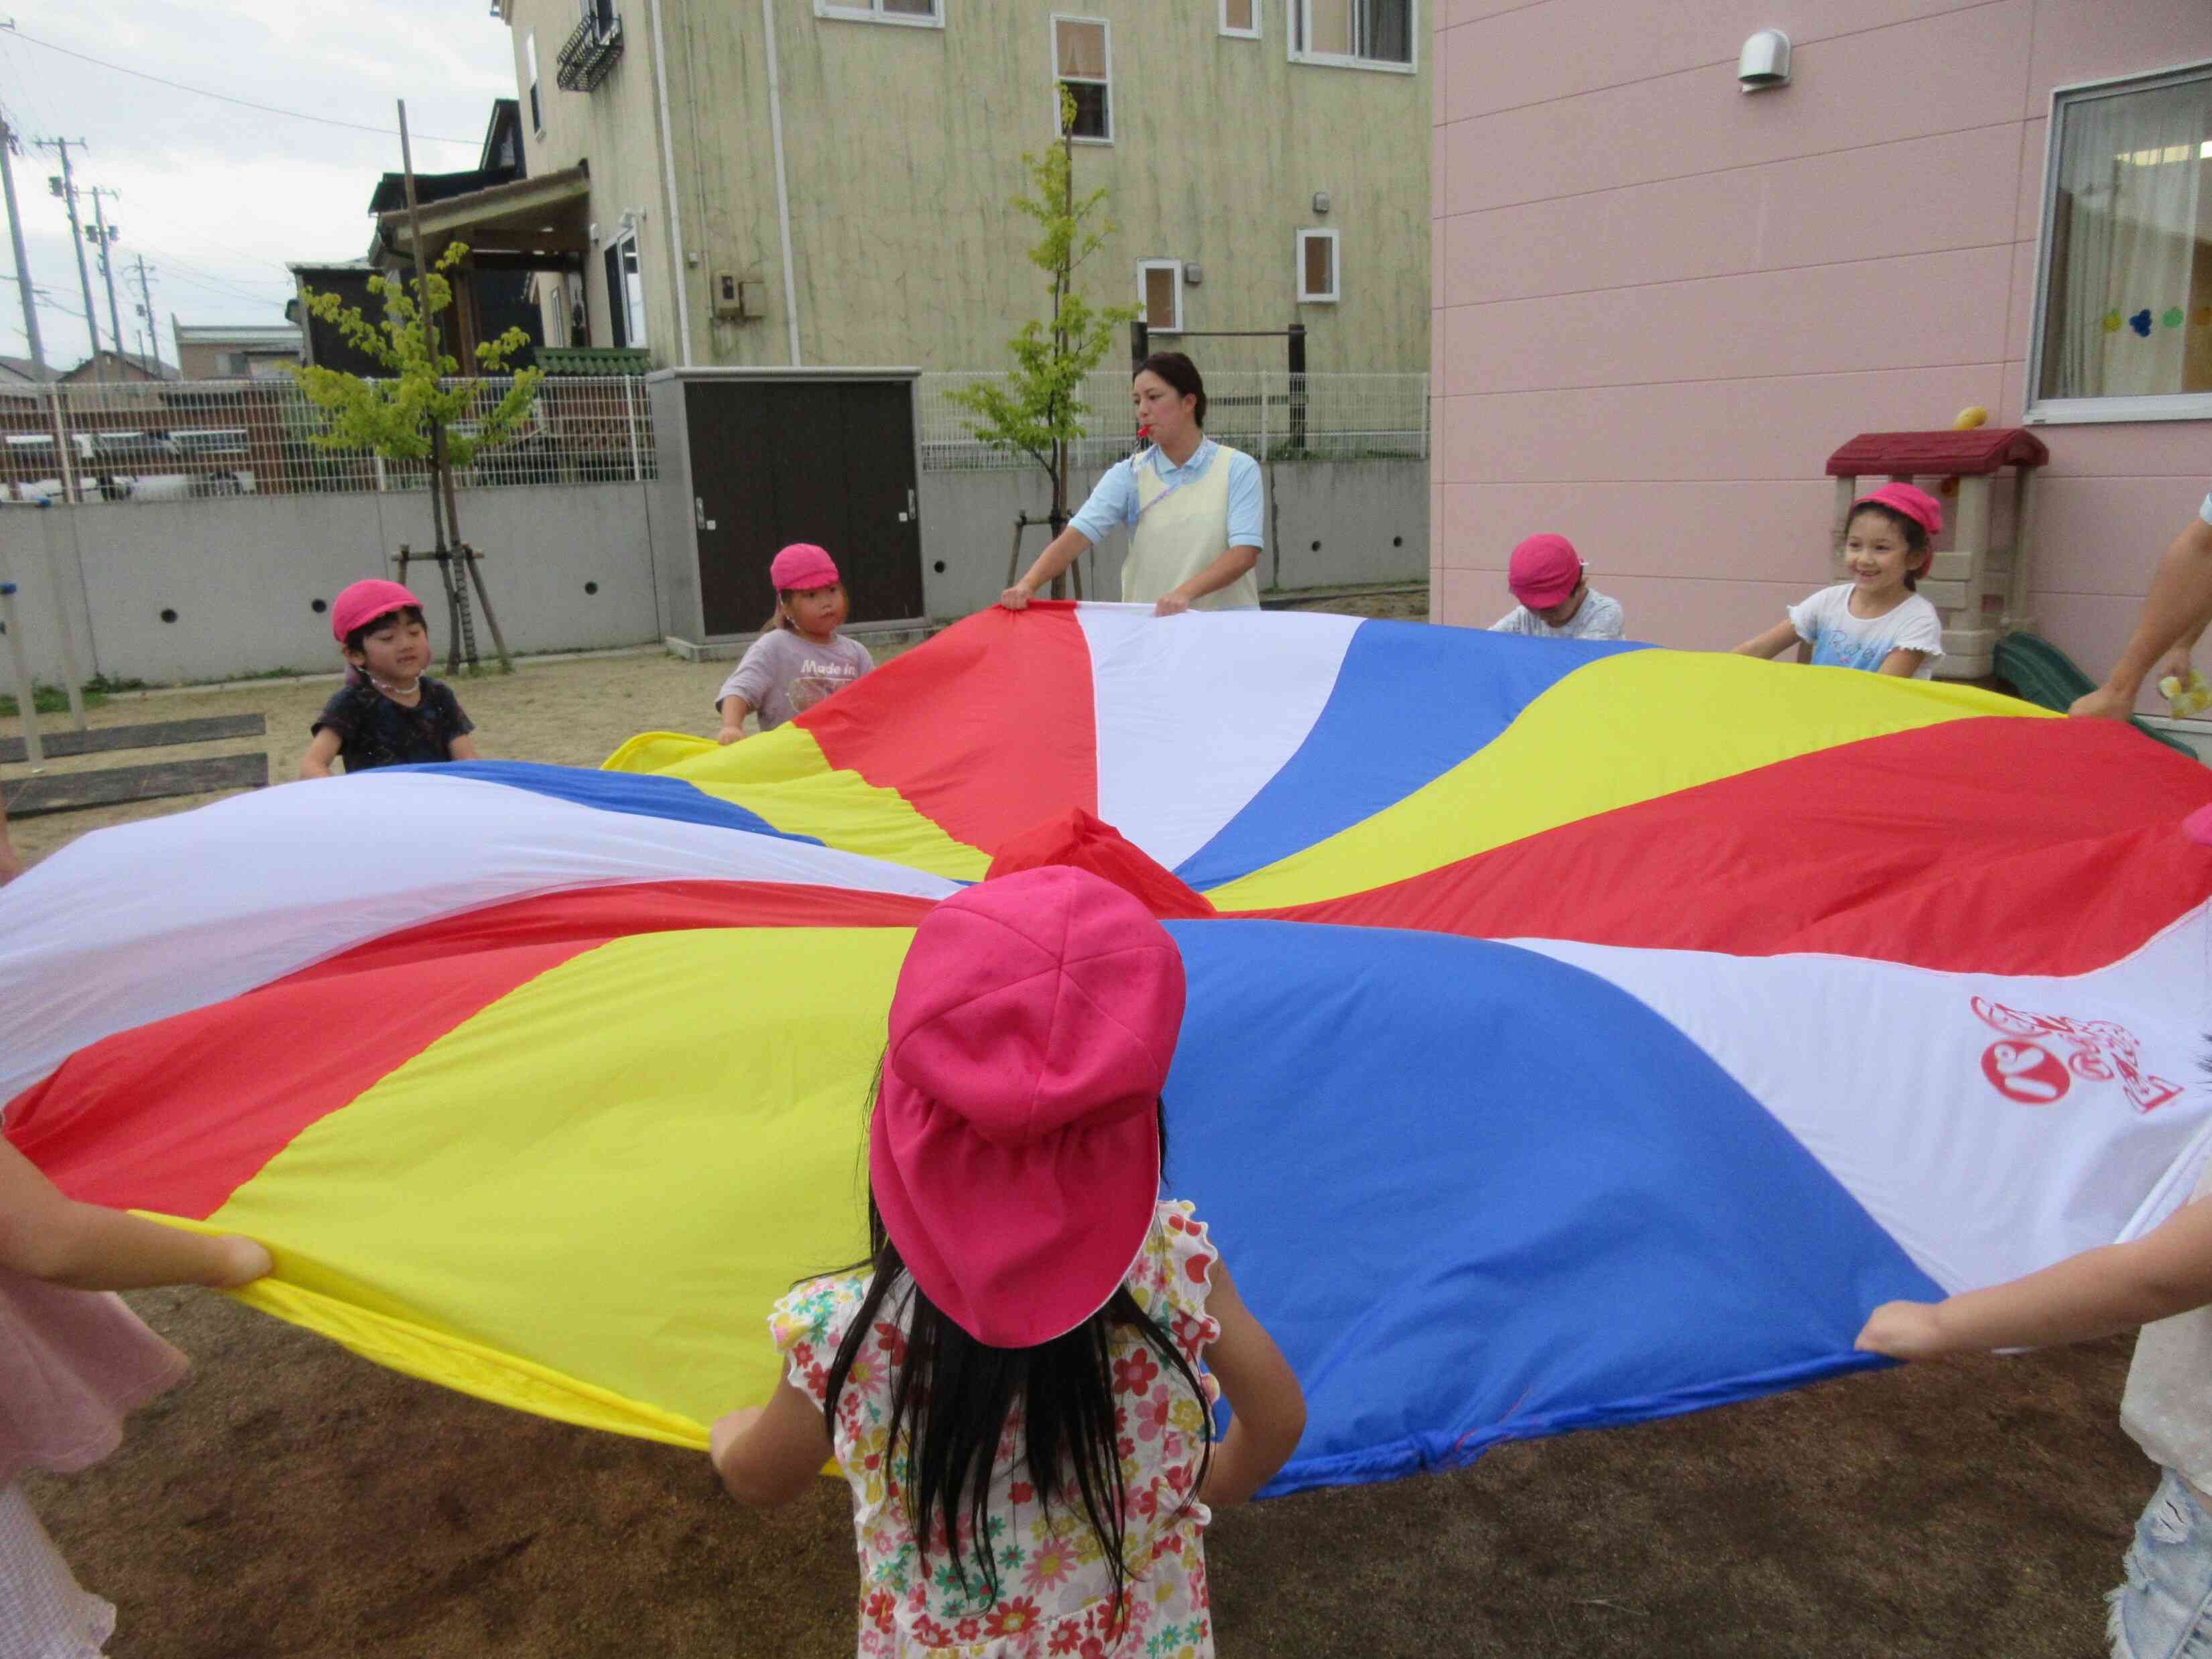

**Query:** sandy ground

left=11, top=592, right=2156, bottom=1656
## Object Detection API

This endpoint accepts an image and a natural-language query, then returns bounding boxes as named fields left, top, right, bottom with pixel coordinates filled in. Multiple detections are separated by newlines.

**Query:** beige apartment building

left=472, top=0, right=1430, bottom=374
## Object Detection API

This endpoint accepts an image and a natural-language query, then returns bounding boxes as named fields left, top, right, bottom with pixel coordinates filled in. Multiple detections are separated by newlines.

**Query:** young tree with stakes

left=950, top=87, right=1135, bottom=601
left=291, top=242, right=540, bottom=674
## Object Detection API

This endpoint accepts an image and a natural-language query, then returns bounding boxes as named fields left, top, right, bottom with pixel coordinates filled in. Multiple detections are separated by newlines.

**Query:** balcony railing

left=556, top=10, right=623, bottom=92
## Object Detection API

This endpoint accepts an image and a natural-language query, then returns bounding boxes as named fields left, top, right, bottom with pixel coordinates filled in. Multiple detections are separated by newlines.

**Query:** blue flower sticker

left=2129, top=308, right=2154, bottom=338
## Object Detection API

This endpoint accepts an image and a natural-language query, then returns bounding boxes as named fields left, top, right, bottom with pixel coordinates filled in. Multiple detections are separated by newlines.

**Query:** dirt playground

left=6, top=603, right=2156, bottom=1656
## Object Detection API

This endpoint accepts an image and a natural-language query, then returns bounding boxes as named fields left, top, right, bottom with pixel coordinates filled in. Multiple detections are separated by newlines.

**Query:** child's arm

left=299, top=728, right=343, bottom=779
left=0, top=792, right=18, bottom=884
left=1195, top=1257, right=1306, bottom=1506
left=0, top=1138, right=269, bottom=1292
left=709, top=1377, right=833, bottom=1508
left=1857, top=1192, right=2212, bottom=1361
left=447, top=733, right=481, bottom=761
left=1878, top=648, right=1931, bottom=678
left=1733, top=619, right=1802, bottom=660
left=716, top=696, right=753, bottom=743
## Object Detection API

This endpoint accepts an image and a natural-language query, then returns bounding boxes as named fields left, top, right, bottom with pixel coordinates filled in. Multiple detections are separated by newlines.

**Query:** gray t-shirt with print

left=714, top=629, right=874, bottom=731
left=1489, top=589, right=1626, bottom=641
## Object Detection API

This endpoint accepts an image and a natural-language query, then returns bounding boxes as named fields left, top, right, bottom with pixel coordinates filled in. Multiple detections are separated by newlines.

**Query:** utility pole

left=36, top=138, right=100, bottom=376
left=86, top=186, right=123, bottom=375
left=0, top=115, right=43, bottom=374
left=129, top=254, right=156, bottom=369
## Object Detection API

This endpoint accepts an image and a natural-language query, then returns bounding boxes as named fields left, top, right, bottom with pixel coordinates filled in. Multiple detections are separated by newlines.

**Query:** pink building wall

left=1430, top=0, right=2212, bottom=704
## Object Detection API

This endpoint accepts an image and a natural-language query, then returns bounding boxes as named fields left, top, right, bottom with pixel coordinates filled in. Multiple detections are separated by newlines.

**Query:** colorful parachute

left=7, top=601, right=2212, bottom=1495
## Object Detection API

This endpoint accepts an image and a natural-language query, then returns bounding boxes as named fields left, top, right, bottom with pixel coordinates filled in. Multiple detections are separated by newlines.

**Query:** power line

left=0, top=27, right=481, bottom=146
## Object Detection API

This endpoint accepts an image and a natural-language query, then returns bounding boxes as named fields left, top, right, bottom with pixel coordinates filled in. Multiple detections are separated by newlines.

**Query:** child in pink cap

left=713, top=543, right=875, bottom=743
left=300, top=579, right=481, bottom=777
left=709, top=866, right=1306, bottom=1658
left=0, top=1135, right=269, bottom=1656
left=1489, top=534, right=1626, bottom=640
left=1733, top=484, right=1946, bottom=679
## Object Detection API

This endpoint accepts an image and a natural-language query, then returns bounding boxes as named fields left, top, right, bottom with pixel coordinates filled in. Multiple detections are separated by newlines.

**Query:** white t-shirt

left=1489, top=589, right=1625, bottom=641
left=2199, top=489, right=2210, bottom=528
left=1786, top=585, right=1944, bottom=678
left=2124, top=1154, right=2212, bottom=1494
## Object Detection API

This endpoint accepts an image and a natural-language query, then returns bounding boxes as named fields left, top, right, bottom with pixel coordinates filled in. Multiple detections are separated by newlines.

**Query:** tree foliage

left=947, top=88, right=1135, bottom=516
left=289, top=243, right=542, bottom=470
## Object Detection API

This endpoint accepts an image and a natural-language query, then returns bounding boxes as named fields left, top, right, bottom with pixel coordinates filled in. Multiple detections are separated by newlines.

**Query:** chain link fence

left=917, top=370, right=1428, bottom=473
left=0, top=376, right=656, bottom=505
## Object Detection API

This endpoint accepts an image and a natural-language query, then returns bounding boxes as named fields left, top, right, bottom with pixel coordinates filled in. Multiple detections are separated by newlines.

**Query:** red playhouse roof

left=1825, top=428, right=2049, bottom=478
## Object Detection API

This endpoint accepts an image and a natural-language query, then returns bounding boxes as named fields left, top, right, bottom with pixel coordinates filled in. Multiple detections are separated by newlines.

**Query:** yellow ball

left=1953, top=406, right=1988, bottom=430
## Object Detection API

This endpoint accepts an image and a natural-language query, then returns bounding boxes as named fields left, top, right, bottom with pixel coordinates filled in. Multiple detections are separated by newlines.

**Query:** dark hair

left=1844, top=503, right=1931, bottom=591
left=1135, top=352, right=1206, bottom=427
left=821, top=1082, right=1211, bottom=1640
left=343, top=604, right=426, bottom=656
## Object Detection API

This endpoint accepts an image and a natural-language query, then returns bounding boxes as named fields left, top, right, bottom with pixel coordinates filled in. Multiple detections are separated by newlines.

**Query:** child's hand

left=1854, top=1300, right=1951, bottom=1360
left=710, top=1405, right=763, bottom=1473
left=211, top=1235, right=274, bottom=1288
left=717, top=725, right=747, bottom=746
left=1153, top=593, right=1193, bottom=617
left=997, top=585, right=1034, bottom=611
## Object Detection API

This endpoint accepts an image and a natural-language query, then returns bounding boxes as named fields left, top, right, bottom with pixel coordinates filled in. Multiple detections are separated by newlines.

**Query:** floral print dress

left=770, top=1201, right=1223, bottom=1658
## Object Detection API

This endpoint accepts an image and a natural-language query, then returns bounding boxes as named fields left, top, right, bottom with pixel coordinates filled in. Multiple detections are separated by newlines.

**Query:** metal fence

left=0, top=376, right=656, bottom=505
left=917, top=370, right=1428, bottom=472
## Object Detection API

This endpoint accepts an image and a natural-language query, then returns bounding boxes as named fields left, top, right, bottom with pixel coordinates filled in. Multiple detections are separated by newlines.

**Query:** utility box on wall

left=647, top=367, right=927, bottom=654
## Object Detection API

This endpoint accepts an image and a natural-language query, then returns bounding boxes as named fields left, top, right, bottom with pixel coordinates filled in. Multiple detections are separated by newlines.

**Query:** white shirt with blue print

left=1787, top=584, right=1945, bottom=680
left=1066, top=438, right=1266, bottom=551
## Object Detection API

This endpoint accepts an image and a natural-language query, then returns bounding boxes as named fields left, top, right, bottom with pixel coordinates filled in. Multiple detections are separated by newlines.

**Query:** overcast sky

left=0, top=1, right=517, bottom=369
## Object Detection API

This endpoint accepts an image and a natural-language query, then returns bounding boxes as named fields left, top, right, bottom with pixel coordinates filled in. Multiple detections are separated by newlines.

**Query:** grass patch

left=0, top=680, right=114, bottom=719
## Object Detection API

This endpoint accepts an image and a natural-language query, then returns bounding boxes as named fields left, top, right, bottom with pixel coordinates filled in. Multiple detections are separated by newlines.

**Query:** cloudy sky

left=0, top=1, right=517, bottom=369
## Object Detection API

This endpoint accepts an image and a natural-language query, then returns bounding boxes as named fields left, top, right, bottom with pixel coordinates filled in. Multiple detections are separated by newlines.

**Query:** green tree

left=949, top=88, right=1135, bottom=593
left=292, top=245, right=538, bottom=670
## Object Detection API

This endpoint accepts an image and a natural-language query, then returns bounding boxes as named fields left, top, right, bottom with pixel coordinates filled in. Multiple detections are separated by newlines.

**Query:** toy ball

left=1953, top=406, right=1988, bottom=430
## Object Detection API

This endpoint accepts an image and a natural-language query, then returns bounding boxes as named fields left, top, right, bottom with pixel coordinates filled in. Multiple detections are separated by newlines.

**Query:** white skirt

left=0, top=1482, right=113, bottom=1659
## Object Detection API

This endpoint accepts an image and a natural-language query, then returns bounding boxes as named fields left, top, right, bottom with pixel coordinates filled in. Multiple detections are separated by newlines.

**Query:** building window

left=526, top=33, right=542, bottom=131
left=1053, top=16, right=1111, bottom=143
left=2030, top=62, right=2212, bottom=422
left=814, top=0, right=942, bottom=25
left=1138, top=259, right=1182, bottom=334
left=1290, top=0, right=1415, bottom=72
left=1220, top=0, right=1258, bottom=39
left=606, top=233, right=648, bottom=349
left=1298, top=229, right=1339, bottom=302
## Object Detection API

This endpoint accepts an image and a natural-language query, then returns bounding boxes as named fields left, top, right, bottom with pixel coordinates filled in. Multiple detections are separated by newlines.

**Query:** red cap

left=871, top=866, right=1186, bottom=1348
left=1507, top=534, right=1584, bottom=609
left=770, top=543, right=840, bottom=591
left=330, top=579, right=424, bottom=643
left=1852, top=483, right=1944, bottom=540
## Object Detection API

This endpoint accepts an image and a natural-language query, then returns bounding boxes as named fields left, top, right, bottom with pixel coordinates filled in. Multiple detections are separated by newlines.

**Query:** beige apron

left=1121, top=444, right=1260, bottom=611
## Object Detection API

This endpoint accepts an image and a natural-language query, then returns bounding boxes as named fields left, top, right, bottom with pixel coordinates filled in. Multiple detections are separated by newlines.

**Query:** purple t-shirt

left=714, top=629, right=874, bottom=731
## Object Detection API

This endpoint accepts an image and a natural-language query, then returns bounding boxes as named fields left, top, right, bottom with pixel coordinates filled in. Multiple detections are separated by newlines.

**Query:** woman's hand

left=997, top=585, right=1034, bottom=611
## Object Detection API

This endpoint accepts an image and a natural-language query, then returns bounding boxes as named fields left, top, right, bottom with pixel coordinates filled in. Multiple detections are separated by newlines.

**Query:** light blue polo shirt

left=1066, top=438, right=1265, bottom=552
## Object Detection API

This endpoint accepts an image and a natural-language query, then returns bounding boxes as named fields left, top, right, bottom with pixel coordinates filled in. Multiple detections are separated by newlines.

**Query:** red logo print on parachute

left=1971, top=998, right=2183, bottom=1113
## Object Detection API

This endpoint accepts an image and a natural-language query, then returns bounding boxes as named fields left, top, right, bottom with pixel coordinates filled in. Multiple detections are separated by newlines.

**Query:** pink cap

left=769, top=543, right=840, bottom=592
left=1852, top=483, right=1944, bottom=540
left=871, top=865, right=1186, bottom=1349
left=330, top=578, right=424, bottom=643
left=1507, top=534, right=1584, bottom=609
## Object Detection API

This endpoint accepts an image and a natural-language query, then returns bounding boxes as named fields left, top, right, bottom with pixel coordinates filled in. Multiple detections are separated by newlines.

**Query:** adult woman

left=999, top=353, right=1264, bottom=616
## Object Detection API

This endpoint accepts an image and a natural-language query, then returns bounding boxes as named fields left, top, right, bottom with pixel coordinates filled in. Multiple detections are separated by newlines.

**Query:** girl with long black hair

left=710, top=866, right=1305, bottom=1656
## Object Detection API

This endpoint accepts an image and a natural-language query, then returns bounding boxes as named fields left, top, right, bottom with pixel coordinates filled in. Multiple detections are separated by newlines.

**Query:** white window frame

left=2024, top=58, right=2212, bottom=426
left=1138, top=259, right=1184, bottom=334
left=1050, top=15, right=1113, bottom=145
left=1219, top=0, right=1260, bottom=40
left=608, top=230, right=649, bottom=351
left=1287, top=0, right=1418, bottom=74
left=525, top=33, right=542, bottom=133
left=814, top=0, right=944, bottom=27
left=1297, top=228, right=1340, bottom=302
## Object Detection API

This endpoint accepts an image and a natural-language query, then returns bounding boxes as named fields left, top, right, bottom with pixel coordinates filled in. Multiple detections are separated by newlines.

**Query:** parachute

left=7, top=601, right=2211, bottom=1495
